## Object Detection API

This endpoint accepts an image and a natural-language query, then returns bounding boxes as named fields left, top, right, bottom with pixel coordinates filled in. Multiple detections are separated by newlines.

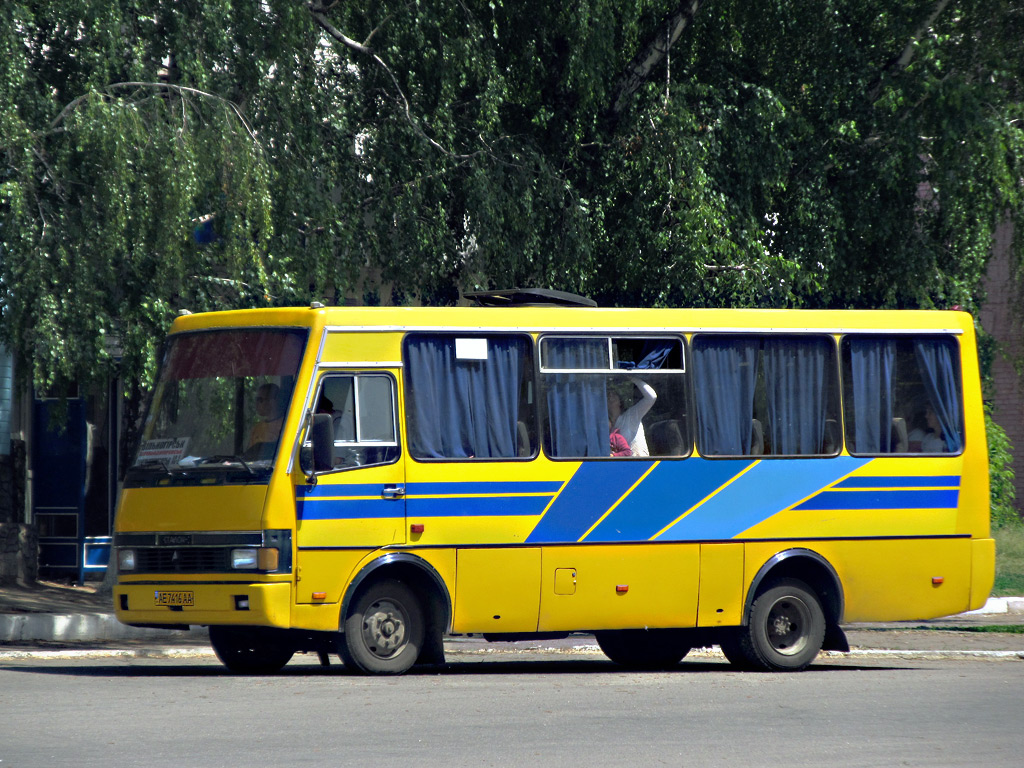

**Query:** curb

left=962, top=596, right=1024, bottom=615
left=0, top=611, right=208, bottom=645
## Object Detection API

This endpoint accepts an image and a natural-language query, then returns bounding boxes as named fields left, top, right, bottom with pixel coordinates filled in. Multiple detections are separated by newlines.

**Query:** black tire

left=339, top=579, right=424, bottom=675
left=721, top=578, right=825, bottom=672
left=209, top=626, right=294, bottom=674
left=595, top=628, right=691, bottom=670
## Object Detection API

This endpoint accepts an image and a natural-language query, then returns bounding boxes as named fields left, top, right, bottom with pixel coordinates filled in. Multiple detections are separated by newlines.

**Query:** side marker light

left=616, top=585, right=629, bottom=594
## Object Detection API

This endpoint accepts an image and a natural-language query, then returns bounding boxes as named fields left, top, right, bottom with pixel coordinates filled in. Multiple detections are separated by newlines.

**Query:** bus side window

left=315, top=374, right=399, bottom=470
left=540, top=335, right=689, bottom=459
left=842, top=335, right=963, bottom=456
left=403, top=333, right=535, bottom=460
left=693, top=334, right=840, bottom=458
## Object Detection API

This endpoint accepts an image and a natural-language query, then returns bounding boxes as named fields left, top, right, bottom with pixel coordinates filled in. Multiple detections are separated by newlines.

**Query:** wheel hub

left=767, top=598, right=808, bottom=655
left=363, top=599, right=407, bottom=656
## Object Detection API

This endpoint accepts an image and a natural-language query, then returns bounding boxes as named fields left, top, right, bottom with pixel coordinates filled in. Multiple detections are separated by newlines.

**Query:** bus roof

left=169, top=305, right=974, bottom=336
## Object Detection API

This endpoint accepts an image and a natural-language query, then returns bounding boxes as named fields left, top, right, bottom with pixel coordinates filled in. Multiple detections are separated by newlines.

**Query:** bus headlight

left=118, top=549, right=136, bottom=571
left=230, top=548, right=259, bottom=569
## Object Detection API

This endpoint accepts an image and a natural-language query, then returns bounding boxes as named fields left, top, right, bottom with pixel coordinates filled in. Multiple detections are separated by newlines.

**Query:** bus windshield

left=130, top=328, right=307, bottom=481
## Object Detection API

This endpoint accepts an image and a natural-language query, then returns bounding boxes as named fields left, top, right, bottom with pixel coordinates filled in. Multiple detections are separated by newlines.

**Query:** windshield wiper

left=199, top=455, right=257, bottom=476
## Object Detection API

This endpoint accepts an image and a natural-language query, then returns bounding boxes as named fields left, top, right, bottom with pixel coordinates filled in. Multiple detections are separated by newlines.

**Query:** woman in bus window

left=607, top=376, right=657, bottom=456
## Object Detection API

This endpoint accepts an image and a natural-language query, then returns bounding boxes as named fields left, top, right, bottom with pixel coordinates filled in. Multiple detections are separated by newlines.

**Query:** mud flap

left=822, top=623, right=850, bottom=653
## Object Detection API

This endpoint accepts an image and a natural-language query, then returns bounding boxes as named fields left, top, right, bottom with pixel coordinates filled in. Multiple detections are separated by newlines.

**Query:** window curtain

left=405, top=336, right=525, bottom=459
left=693, top=337, right=758, bottom=455
left=914, top=340, right=963, bottom=452
left=544, top=338, right=608, bottom=457
left=848, top=338, right=897, bottom=453
left=763, top=339, right=828, bottom=455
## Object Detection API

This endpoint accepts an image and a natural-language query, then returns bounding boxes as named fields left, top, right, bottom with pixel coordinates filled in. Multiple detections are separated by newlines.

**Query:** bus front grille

left=134, top=547, right=230, bottom=573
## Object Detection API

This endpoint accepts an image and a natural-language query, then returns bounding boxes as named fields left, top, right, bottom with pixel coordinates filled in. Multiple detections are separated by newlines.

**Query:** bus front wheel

left=209, top=626, right=294, bottom=674
left=339, top=579, right=425, bottom=675
left=595, top=628, right=691, bottom=670
left=720, top=578, right=825, bottom=672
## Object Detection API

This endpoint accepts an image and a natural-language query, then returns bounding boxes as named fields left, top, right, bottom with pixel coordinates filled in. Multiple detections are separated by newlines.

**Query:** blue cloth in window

left=545, top=338, right=608, bottom=457
left=763, top=338, right=829, bottom=455
left=914, top=340, right=963, bottom=452
left=694, top=337, right=757, bottom=455
left=405, top=336, right=525, bottom=459
left=848, top=338, right=897, bottom=453
left=617, top=340, right=676, bottom=370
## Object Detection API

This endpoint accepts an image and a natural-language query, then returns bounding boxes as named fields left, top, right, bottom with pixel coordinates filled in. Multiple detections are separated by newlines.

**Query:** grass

left=993, top=525, right=1024, bottom=597
left=911, top=625, right=1024, bottom=634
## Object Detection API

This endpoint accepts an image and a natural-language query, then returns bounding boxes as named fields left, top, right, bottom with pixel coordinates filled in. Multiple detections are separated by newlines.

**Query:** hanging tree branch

left=609, top=0, right=707, bottom=122
left=866, top=0, right=951, bottom=103
left=48, top=81, right=261, bottom=145
left=305, top=1, right=481, bottom=161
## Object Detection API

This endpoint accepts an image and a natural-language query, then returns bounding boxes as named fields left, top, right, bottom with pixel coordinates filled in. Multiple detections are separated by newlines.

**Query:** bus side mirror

left=309, top=413, right=334, bottom=474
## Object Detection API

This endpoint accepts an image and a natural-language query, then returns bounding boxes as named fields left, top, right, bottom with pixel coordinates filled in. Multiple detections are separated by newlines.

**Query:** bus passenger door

left=294, top=371, right=405, bottom=604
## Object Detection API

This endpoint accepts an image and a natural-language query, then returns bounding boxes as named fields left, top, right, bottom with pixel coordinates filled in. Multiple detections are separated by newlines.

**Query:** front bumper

left=114, top=581, right=292, bottom=628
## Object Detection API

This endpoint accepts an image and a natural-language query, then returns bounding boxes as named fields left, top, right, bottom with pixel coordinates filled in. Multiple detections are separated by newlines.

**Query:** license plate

left=154, top=590, right=194, bottom=606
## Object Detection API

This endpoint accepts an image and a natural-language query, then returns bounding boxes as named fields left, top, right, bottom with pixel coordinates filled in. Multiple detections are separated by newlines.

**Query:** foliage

left=987, top=403, right=1020, bottom=528
left=994, top=525, right=1024, bottom=596
left=2, top=0, right=1023, bottom=395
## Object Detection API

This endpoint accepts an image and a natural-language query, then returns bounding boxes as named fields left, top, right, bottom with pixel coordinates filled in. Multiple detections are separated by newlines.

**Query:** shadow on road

left=0, top=655, right=912, bottom=678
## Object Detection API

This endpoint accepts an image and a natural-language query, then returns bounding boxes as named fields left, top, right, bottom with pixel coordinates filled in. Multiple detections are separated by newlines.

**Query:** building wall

left=979, top=218, right=1024, bottom=517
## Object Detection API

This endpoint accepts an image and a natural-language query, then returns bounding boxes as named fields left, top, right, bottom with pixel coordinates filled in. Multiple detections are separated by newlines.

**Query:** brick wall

left=979, top=219, right=1024, bottom=516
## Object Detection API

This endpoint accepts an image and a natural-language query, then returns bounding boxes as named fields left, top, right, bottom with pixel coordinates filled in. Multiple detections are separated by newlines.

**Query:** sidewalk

left=1, top=579, right=1023, bottom=655
left=0, top=580, right=208, bottom=645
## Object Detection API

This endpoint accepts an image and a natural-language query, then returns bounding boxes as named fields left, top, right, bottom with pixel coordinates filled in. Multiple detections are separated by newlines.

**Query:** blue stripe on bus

left=833, top=475, right=960, bottom=489
left=406, top=481, right=563, bottom=496
left=652, top=456, right=871, bottom=540
left=407, top=494, right=551, bottom=517
left=297, top=498, right=401, bottom=520
left=583, top=459, right=752, bottom=542
left=793, top=489, right=960, bottom=511
left=296, top=480, right=559, bottom=520
left=526, top=462, right=652, bottom=543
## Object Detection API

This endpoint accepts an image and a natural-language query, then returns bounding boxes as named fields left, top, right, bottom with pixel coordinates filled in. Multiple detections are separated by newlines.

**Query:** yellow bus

left=114, top=291, right=994, bottom=673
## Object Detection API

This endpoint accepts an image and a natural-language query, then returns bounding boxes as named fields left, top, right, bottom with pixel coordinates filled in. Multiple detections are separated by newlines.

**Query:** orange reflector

left=932, top=577, right=944, bottom=585
left=312, top=592, right=327, bottom=600
left=411, top=523, right=425, bottom=533
left=616, top=585, right=629, bottom=593
left=257, top=547, right=280, bottom=571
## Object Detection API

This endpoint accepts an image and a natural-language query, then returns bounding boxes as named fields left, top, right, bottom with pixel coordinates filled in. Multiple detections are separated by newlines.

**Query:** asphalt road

left=1, top=648, right=1021, bottom=768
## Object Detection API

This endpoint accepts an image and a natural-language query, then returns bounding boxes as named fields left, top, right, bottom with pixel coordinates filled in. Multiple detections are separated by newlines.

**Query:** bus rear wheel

left=209, top=626, right=294, bottom=674
left=720, top=578, right=825, bottom=672
left=339, top=579, right=425, bottom=675
left=595, top=628, right=691, bottom=670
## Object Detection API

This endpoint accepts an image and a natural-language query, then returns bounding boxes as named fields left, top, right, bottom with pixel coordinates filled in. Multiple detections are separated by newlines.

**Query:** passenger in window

left=908, top=405, right=947, bottom=453
left=607, top=376, right=657, bottom=456
left=246, top=383, right=284, bottom=458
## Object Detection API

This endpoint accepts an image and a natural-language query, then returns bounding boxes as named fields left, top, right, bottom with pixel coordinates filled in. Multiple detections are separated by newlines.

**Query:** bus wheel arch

left=340, top=553, right=451, bottom=673
left=746, top=549, right=845, bottom=633
left=721, top=550, right=846, bottom=671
